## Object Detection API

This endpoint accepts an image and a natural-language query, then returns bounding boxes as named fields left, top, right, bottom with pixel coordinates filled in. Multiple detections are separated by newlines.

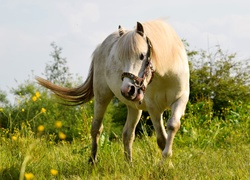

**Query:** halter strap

left=121, top=36, right=154, bottom=92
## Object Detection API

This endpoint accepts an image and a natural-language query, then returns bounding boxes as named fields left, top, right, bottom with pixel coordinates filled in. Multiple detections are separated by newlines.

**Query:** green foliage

left=0, top=90, right=9, bottom=106
left=180, top=100, right=250, bottom=148
left=188, top=45, right=250, bottom=118
left=1, top=83, right=94, bottom=141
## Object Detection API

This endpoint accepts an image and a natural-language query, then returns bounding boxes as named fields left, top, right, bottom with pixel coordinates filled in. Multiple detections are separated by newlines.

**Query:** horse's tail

left=36, top=61, right=94, bottom=105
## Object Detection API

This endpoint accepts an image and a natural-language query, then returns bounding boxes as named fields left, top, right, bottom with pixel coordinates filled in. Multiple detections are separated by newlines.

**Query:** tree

left=44, top=42, right=72, bottom=85
left=0, top=89, right=9, bottom=106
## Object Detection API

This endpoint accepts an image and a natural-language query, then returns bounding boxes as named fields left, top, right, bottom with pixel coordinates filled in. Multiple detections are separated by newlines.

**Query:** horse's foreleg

left=162, top=95, right=188, bottom=159
left=122, top=106, right=142, bottom=162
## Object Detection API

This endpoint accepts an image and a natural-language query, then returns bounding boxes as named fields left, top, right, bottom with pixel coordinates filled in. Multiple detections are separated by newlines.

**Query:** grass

left=0, top=119, right=249, bottom=180
left=0, top=98, right=249, bottom=179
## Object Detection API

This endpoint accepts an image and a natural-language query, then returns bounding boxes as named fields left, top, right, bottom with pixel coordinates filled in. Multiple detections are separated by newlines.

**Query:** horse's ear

left=118, top=25, right=125, bottom=36
left=136, top=22, right=144, bottom=37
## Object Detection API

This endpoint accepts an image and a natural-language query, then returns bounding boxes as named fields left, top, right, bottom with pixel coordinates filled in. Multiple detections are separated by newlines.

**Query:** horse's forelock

left=116, top=31, right=147, bottom=60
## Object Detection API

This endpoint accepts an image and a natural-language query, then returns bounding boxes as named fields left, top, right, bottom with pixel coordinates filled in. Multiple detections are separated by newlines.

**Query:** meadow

left=0, top=93, right=249, bottom=179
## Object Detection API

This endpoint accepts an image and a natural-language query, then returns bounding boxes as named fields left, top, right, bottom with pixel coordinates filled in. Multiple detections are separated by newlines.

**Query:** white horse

left=36, top=20, right=190, bottom=164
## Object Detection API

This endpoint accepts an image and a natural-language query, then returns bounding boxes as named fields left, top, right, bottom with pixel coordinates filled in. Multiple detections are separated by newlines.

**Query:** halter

left=121, top=36, right=154, bottom=93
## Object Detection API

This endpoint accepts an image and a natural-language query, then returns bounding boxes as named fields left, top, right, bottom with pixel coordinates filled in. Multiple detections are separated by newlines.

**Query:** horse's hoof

left=158, top=159, right=174, bottom=169
left=168, top=160, right=174, bottom=169
left=88, top=157, right=97, bottom=165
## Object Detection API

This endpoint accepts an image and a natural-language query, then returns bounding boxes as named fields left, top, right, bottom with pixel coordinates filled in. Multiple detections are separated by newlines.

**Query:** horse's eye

left=139, top=53, right=144, bottom=60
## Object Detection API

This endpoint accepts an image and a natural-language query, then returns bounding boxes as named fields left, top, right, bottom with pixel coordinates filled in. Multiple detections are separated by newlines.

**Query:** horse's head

left=118, top=22, right=154, bottom=103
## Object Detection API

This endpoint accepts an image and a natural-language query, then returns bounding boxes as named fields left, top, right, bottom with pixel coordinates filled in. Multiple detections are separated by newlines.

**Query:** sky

left=1, top=0, right=250, bottom=102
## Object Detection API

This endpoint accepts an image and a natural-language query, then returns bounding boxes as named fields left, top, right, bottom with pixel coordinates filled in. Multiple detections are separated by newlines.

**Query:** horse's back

left=91, top=32, right=120, bottom=99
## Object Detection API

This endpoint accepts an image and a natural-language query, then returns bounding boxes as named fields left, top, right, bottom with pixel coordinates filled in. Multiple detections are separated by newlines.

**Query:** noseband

left=121, top=36, right=154, bottom=93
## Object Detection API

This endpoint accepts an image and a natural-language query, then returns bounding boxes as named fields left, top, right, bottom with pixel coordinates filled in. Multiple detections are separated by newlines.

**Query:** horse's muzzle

left=121, top=83, right=144, bottom=102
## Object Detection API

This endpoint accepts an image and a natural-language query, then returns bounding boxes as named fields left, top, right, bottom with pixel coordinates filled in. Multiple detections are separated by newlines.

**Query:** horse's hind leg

left=148, top=111, right=168, bottom=151
left=89, top=92, right=113, bottom=163
left=123, top=106, right=142, bottom=162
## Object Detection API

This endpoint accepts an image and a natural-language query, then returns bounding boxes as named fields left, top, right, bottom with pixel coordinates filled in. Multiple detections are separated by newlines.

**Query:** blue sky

left=1, top=0, right=250, bottom=102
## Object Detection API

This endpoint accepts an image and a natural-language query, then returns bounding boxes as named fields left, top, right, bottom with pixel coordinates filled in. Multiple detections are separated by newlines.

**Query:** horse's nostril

left=128, top=85, right=136, bottom=96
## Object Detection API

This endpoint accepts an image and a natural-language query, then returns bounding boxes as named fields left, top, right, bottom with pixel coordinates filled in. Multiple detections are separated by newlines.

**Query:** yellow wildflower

left=24, top=172, right=34, bottom=180
left=22, top=108, right=25, bottom=112
left=58, top=132, right=66, bottom=140
left=32, top=96, right=37, bottom=102
left=49, top=141, right=53, bottom=145
left=55, top=121, right=62, bottom=129
left=41, top=108, right=46, bottom=113
left=12, top=136, right=17, bottom=141
left=35, top=91, right=40, bottom=98
left=0, top=108, right=3, bottom=112
left=50, top=169, right=58, bottom=176
left=37, top=125, right=45, bottom=132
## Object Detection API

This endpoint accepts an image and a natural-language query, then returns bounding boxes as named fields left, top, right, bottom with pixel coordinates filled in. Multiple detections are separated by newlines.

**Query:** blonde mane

left=115, top=20, right=187, bottom=76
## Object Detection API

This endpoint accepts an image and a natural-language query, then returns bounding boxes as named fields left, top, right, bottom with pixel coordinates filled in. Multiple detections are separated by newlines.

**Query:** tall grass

left=1, top=128, right=249, bottom=179
left=0, top=98, right=249, bottom=179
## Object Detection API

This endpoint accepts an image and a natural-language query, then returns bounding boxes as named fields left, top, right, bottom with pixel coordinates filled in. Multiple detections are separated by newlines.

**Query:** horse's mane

left=116, top=20, right=187, bottom=76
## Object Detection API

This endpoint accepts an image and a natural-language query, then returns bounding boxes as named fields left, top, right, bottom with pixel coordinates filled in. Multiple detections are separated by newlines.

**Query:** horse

left=36, top=20, right=190, bottom=165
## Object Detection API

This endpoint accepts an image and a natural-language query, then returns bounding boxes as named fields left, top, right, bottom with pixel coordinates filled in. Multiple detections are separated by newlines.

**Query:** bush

left=187, top=45, right=250, bottom=118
